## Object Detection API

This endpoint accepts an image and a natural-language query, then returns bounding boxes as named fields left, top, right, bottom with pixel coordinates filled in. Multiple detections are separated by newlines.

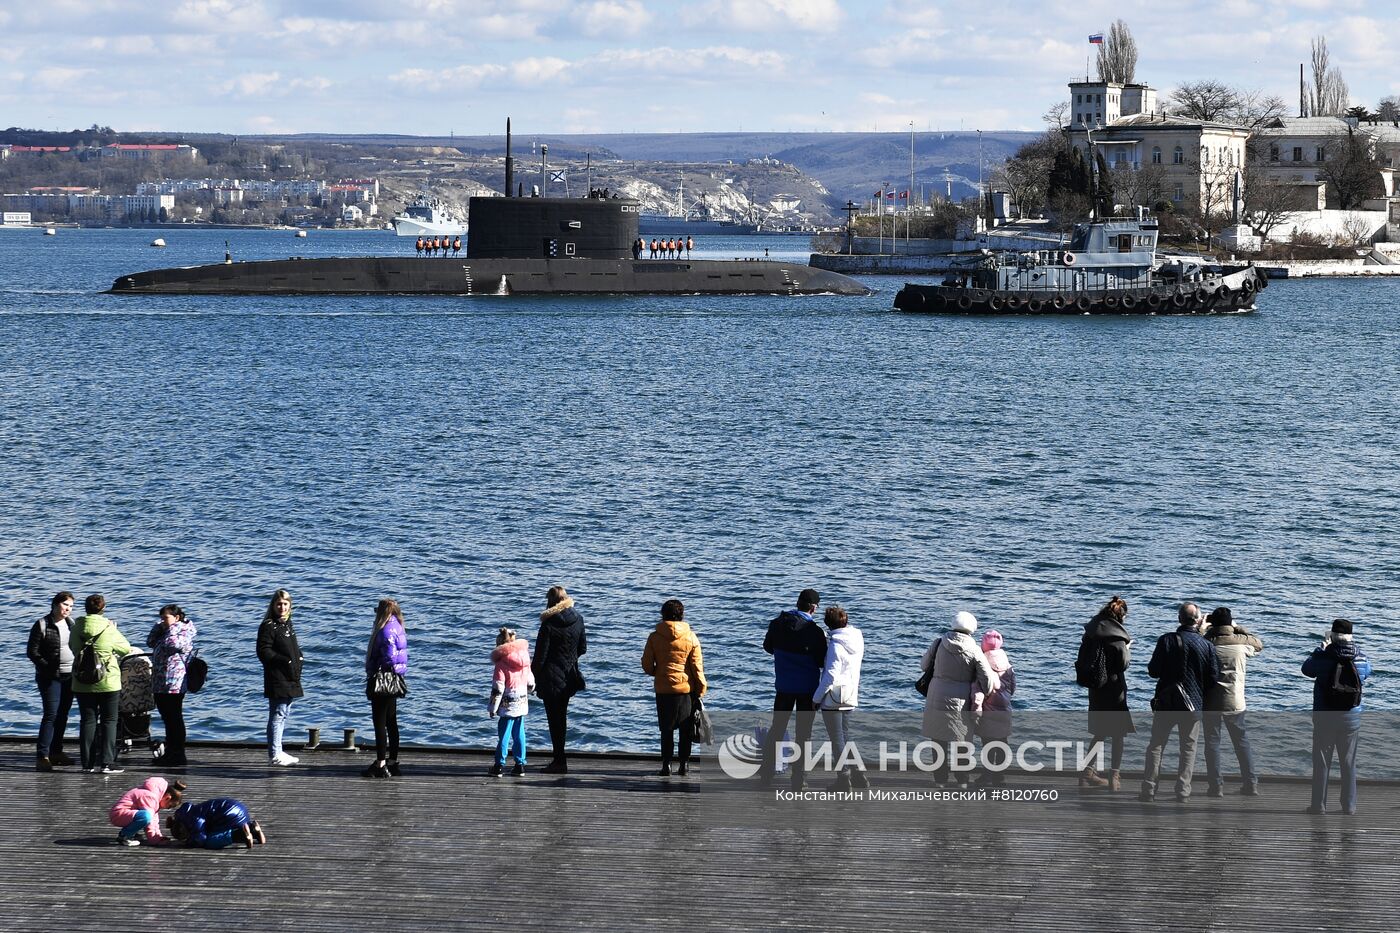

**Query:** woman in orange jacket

left=641, top=599, right=706, bottom=776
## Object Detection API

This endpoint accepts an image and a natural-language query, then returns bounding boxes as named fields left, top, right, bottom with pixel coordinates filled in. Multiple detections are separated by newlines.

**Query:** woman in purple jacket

left=363, top=598, right=408, bottom=778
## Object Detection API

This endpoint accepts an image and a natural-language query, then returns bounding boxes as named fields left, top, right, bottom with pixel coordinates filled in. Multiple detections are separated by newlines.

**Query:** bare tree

left=1169, top=81, right=1239, bottom=121
left=1241, top=170, right=1302, bottom=241
left=1168, top=82, right=1287, bottom=136
left=1042, top=101, right=1070, bottom=129
left=1235, top=90, right=1289, bottom=130
left=1095, top=20, right=1137, bottom=85
left=1337, top=211, right=1375, bottom=247
left=1319, top=127, right=1383, bottom=209
left=1309, top=36, right=1350, bottom=117
left=1111, top=163, right=1166, bottom=211
left=991, top=130, right=1068, bottom=218
left=1188, top=157, right=1234, bottom=234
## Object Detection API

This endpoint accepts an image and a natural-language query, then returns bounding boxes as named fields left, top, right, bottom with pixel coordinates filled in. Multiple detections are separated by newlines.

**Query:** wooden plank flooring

left=5, top=739, right=1398, bottom=931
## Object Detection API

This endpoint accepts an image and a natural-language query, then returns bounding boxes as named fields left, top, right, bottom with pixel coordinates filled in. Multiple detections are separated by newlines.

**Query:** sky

left=1, top=0, right=1397, bottom=136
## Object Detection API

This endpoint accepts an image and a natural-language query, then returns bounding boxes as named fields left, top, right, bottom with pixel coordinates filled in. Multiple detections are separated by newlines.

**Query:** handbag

left=185, top=650, right=208, bottom=693
left=370, top=670, right=408, bottom=698
left=691, top=695, right=715, bottom=745
left=566, top=664, right=587, bottom=694
left=915, top=637, right=943, bottom=696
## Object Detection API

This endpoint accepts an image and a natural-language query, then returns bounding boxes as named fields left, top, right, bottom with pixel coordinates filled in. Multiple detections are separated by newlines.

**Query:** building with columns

left=1065, top=79, right=1250, bottom=215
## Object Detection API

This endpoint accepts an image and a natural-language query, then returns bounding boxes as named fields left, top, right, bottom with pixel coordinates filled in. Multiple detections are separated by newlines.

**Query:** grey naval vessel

left=893, top=216, right=1268, bottom=314
left=110, top=122, right=867, bottom=299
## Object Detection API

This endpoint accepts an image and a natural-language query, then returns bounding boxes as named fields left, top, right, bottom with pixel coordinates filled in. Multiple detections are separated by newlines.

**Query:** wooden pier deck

left=6, top=740, right=1398, bottom=932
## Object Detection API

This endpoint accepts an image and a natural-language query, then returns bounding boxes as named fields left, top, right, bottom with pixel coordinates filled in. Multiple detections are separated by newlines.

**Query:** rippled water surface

left=1, top=228, right=1396, bottom=751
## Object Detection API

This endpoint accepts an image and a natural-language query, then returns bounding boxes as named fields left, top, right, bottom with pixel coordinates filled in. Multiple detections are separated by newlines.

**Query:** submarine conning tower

left=465, top=195, right=641, bottom=260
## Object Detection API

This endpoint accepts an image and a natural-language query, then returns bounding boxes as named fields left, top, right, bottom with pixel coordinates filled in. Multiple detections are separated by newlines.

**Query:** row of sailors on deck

left=415, top=236, right=462, bottom=255
left=633, top=237, right=694, bottom=260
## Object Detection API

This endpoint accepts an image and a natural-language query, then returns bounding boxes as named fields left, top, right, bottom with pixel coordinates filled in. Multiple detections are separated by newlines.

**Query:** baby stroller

left=117, top=652, right=155, bottom=759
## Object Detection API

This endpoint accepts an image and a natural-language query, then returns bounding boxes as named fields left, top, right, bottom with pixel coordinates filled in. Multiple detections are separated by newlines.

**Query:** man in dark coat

left=532, top=585, right=587, bottom=774
left=759, top=588, right=826, bottom=789
left=1140, top=602, right=1221, bottom=802
left=1302, top=618, right=1371, bottom=815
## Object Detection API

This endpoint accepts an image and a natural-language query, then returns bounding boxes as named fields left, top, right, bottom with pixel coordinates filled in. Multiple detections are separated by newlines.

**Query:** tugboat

left=892, top=215, right=1268, bottom=314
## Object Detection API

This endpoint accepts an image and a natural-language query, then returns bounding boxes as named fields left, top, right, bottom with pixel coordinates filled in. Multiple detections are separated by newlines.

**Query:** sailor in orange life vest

left=415, top=237, right=424, bottom=255
left=452, top=236, right=462, bottom=255
left=686, top=236, right=694, bottom=258
left=649, top=238, right=658, bottom=259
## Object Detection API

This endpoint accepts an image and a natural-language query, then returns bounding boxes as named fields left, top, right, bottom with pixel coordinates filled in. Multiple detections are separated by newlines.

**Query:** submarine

left=109, top=122, right=868, bottom=298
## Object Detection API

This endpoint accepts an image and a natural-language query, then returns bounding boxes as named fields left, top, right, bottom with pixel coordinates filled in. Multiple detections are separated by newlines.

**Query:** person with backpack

left=1139, top=603, right=1221, bottom=803
left=759, top=589, right=827, bottom=789
left=256, top=589, right=303, bottom=767
left=1202, top=607, right=1264, bottom=797
left=70, top=593, right=134, bottom=774
left=1302, top=618, right=1371, bottom=815
left=1076, top=596, right=1134, bottom=791
left=532, top=585, right=587, bottom=774
left=148, top=604, right=197, bottom=767
left=28, top=591, right=77, bottom=771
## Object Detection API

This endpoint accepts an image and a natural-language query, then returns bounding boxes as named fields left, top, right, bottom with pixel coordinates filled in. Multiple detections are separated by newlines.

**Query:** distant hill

left=208, top=130, right=1037, bottom=204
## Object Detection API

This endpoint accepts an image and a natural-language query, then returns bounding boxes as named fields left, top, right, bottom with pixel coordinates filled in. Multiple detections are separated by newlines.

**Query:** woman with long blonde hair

left=363, top=598, right=408, bottom=778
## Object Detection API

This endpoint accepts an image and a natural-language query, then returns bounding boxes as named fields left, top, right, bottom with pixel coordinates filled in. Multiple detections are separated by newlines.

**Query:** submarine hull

left=109, top=257, right=869, bottom=297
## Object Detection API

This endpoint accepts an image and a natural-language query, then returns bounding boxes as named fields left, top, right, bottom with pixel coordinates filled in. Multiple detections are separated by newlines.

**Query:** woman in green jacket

left=70, top=593, right=133, bottom=773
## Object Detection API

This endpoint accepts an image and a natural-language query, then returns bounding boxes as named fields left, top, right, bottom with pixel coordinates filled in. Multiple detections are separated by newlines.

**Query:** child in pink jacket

left=972, top=630, right=1016, bottom=786
left=488, top=628, right=535, bottom=778
left=109, top=776, right=186, bottom=846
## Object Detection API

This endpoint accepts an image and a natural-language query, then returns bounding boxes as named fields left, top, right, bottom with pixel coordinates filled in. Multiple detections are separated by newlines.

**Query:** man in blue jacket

left=1139, top=603, right=1221, bottom=803
left=759, top=589, right=826, bottom=789
left=1302, top=618, right=1371, bottom=815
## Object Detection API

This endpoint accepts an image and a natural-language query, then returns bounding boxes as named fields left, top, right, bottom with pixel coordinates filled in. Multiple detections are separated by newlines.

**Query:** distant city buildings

left=2, top=191, right=174, bottom=221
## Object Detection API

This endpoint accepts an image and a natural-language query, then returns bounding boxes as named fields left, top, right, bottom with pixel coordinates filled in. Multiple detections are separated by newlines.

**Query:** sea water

left=0, top=228, right=1395, bottom=751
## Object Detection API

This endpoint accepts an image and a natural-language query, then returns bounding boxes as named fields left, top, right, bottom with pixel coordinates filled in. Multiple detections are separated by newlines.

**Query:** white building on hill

left=1065, top=79, right=1249, bottom=214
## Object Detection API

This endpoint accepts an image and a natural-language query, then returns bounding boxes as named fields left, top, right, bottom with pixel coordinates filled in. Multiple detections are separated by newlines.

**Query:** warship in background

left=391, top=194, right=467, bottom=238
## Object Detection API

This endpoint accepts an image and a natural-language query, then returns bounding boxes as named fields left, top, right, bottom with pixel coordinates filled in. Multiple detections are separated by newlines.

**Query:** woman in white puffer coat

left=813, top=605, right=866, bottom=791
left=921, top=610, right=997, bottom=787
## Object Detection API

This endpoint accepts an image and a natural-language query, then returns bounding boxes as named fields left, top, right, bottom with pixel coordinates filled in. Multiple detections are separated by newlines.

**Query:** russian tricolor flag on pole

left=1088, top=33, right=1104, bottom=44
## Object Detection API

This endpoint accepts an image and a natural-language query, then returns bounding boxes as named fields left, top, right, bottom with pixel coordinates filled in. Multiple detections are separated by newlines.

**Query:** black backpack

left=73, top=626, right=107, bottom=686
left=1322, top=655, right=1363, bottom=709
left=185, top=650, right=208, bottom=694
left=1075, top=637, right=1109, bottom=690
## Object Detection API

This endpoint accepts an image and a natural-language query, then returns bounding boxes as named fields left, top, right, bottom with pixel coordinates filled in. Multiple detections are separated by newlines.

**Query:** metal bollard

left=305, top=728, right=320, bottom=751
left=342, top=728, right=359, bottom=752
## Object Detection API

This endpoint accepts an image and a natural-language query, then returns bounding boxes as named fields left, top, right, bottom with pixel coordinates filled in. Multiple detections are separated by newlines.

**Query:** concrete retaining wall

left=810, top=253, right=969, bottom=274
left=1259, top=259, right=1400, bottom=278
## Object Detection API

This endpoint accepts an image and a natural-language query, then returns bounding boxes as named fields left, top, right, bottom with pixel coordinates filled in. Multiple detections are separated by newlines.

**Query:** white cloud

left=224, top=71, right=282, bottom=97
left=31, top=67, right=96, bottom=92
left=683, top=0, right=842, bottom=32
left=172, top=0, right=271, bottom=33
left=572, top=0, right=650, bottom=38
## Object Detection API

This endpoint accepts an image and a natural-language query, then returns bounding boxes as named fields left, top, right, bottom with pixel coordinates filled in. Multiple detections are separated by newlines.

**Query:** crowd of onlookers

left=26, top=586, right=1372, bottom=816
